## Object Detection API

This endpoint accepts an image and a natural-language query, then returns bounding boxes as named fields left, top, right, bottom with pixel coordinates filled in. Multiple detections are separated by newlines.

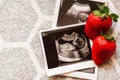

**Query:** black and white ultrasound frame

left=40, top=23, right=97, bottom=76
left=52, top=0, right=107, bottom=28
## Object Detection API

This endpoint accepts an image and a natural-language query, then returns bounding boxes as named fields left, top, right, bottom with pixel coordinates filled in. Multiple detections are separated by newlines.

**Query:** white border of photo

left=61, top=66, right=98, bottom=80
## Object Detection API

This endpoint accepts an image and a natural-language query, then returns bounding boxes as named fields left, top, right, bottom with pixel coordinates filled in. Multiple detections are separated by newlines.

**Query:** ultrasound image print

left=55, top=32, right=90, bottom=62
left=56, top=0, right=105, bottom=27
left=57, top=0, right=91, bottom=26
left=41, top=24, right=91, bottom=69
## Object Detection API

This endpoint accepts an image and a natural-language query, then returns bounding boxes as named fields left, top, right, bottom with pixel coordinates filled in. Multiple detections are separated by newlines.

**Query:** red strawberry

left=84, top=21, right=101, bottom=40
left=87, top=13, right=112, bottom=32
left=84, top=4, right=119, bottom=40
left=92, top=35, right=116, bottom=65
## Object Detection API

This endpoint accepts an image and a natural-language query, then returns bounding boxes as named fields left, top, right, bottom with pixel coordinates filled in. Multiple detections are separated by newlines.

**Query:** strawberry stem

left=103, top=35, right=115, bottom=41
left=100, top=31, right=115, bottom=41
left=93, top=4, right=119, bottom=22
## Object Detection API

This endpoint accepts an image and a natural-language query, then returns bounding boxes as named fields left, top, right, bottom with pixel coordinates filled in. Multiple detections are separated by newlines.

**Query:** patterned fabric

left=0, top=0, right=120, bottom=80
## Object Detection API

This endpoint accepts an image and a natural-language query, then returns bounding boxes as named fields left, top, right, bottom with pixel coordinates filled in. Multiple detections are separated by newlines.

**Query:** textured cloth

left=0, top=0, right=120, bottom=80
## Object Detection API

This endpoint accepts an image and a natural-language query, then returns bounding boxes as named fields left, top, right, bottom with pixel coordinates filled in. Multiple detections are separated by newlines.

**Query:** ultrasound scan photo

left=55, top=32, right=90, bottom=63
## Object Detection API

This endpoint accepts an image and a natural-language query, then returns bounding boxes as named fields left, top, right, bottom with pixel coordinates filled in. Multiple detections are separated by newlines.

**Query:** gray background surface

left=0, top=0, right=120, bottom=80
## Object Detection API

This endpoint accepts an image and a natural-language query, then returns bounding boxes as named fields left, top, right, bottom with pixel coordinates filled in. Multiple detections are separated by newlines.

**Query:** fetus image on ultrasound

left=55, top=32, right=90, bottom=62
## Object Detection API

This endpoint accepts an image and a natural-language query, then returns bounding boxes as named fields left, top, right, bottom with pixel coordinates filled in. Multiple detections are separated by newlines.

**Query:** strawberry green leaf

left=101, top=13, right=107, bottom=18
left=110, top=13, right=119, bottom=22
left=102, top=6, right=109, bottom=14
left=97, top=4, right=109, bottom=14
left=94, top=4, right=119, bottom=22
left=97, top=3, right=104, bottom=11
left=94, top=4, right=109, bottom=18
left=93, top=10, right=102, bottom=17
left=104, top=35, right=115, bottom=41
left=100, top=31, right=115, bottom=41
left=93, top=10, right=107, bottom=18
